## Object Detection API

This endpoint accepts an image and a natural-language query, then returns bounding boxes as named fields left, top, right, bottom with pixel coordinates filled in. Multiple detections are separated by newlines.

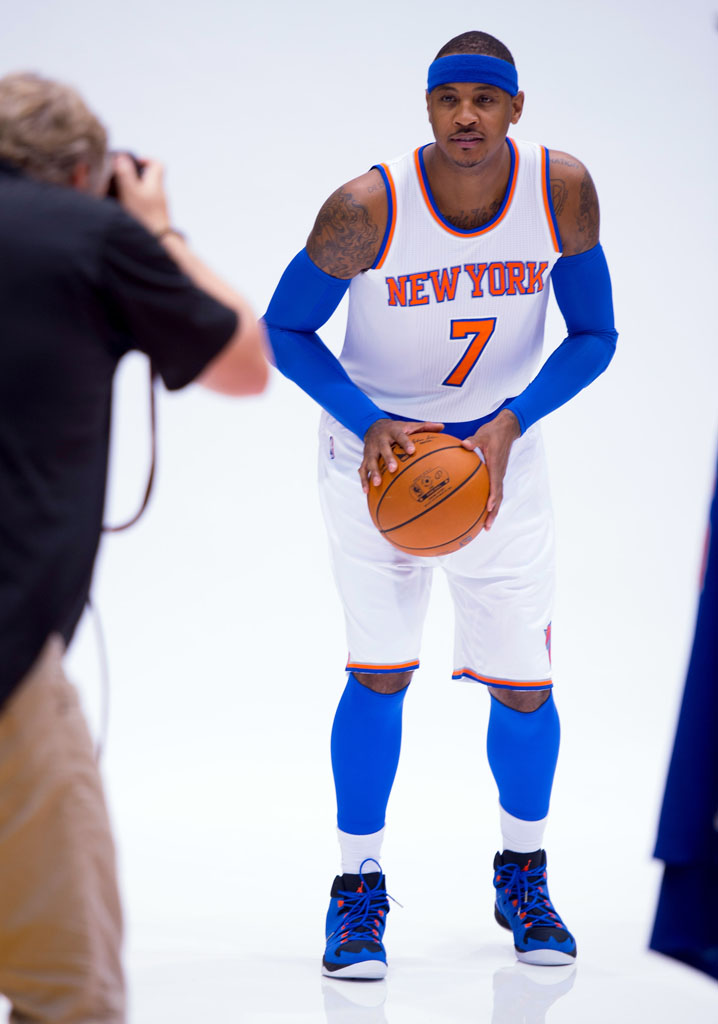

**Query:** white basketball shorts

left=318, top=412, right=556, bottom=691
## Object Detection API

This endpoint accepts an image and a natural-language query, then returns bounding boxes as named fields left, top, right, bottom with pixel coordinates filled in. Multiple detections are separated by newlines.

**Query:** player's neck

left=423, top=139, right=512, bottom=231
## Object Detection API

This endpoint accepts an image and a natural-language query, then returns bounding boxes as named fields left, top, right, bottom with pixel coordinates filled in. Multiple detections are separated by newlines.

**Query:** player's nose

left=454, top=101, right=478, bottom=126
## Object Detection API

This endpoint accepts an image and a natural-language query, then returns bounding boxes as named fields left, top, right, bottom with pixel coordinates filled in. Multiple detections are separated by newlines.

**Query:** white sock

left=499, top=804, right=548, bottom=853
left=337, top=827, right=385, bottom=875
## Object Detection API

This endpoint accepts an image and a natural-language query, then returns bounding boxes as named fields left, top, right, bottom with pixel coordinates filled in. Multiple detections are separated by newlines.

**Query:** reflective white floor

left=121, top=923, right=716, bottom=1024
left=1, top=932, right=715, bottom=1024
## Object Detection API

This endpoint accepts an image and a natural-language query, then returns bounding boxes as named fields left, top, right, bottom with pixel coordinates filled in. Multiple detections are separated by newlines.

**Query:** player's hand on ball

left=462, top=410, right=521, bottom=530
left=359, top=418, right=445, bottom=494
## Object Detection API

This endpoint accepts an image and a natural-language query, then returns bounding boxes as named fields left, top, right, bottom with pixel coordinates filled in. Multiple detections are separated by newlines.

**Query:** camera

left=106, top=152, right=144, bottom=199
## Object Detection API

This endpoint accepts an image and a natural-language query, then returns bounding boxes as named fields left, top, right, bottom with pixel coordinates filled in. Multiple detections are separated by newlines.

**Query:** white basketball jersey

left=339, top=138, right=562, bottom=423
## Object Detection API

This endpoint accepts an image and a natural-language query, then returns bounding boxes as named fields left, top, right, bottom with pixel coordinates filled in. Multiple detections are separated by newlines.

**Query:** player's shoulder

left=344, top=166, right=388, bottom=204
left=306, top=168, right=388, bottom=279
left=547, top=149, right=589, bottom=183
left=317, top=167, right=388, bottom=229
left=547, top=150, right=600, bottom=256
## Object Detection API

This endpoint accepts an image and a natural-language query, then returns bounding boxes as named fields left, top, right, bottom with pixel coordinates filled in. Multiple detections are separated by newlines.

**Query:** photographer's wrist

left=154, top=226, right=186, bottom=243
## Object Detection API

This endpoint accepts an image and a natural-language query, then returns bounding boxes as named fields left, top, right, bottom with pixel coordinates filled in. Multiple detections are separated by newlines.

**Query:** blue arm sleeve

left=505, top=243, right=618, bottom=434
left=264, top=249, right=387, bottom=439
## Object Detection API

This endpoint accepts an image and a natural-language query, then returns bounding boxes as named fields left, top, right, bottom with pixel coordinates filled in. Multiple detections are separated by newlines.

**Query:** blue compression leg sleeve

left=486, top=694, right=561, bottom=821
left=331, top=673, right=408, bottom=835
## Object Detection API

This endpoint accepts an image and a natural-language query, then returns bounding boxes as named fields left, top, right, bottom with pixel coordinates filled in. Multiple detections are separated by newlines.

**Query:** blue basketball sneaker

left=493, top=849, right=577, bottom=965
left=322, top=859, right=391, bottom=979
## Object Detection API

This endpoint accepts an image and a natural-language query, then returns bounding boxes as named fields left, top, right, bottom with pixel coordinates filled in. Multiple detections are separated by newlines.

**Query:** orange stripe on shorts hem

left=347, top=659, right=420, bottom=673
left=452, top=667, right=552, bottom=688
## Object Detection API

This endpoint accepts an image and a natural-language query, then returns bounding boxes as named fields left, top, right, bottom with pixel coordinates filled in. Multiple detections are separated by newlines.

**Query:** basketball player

left=265, top=31, right=616, bottom=976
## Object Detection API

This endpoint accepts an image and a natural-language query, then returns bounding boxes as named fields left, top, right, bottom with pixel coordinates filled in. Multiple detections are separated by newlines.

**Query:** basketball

left=366, top=432, right=489, bottom=556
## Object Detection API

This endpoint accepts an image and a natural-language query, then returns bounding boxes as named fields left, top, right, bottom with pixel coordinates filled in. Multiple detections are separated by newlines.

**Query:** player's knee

left=354, top=671, right=413, bottom=695
left=488, top=686, right=551, bottom=712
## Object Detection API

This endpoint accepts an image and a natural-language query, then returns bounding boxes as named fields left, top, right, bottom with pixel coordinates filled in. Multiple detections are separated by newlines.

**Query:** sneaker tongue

left=501, top=849, right=547, bottom=871
left=331, top=870, right=383, bottom=897
left=349, top=870, right=382, bottom=892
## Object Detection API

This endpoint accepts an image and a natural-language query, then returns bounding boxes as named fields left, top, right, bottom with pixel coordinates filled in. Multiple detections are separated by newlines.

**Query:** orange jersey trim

left=373, top=163, right=397, bottom=270
left=347, top=659, right=420, bottom=673
left=414, top=138, right=519, bottom=239
left=541, top=147, right=561, bottom=253
left=452, top=667, right=552, bottom=689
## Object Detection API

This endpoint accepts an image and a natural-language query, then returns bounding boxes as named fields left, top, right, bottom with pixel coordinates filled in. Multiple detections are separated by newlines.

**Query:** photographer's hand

left=112, top=154, right=170, bottom=235
left=112, top=152, right=268, bottom=394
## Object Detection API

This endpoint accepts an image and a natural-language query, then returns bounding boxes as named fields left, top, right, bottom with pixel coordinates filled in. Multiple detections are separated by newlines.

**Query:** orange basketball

left=366, top=432, right=489, bottom=556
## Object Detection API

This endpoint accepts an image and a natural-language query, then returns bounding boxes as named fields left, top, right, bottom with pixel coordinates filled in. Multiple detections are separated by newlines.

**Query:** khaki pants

left=0, top=637, right=125, bottom=1023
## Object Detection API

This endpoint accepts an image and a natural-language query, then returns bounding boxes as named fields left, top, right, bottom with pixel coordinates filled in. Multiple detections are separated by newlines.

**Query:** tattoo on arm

left=306, top=188, right=381, bottom=278
left=577, top=169, right=600, bottom=248
left=550, top=177, right=568, bottom=217
left=549, top=152, right=601, bottom=254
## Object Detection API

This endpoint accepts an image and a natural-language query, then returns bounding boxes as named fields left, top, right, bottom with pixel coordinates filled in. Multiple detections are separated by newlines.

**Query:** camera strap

left=102, top=361, right=157, bottom=533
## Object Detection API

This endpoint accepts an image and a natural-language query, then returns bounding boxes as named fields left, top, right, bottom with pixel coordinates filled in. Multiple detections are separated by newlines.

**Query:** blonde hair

left=0, top=72, right=107, bottom=187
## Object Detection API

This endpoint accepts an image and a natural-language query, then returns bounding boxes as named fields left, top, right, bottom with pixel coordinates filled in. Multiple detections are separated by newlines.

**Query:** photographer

left=0, top=72, right=267, bottom=1023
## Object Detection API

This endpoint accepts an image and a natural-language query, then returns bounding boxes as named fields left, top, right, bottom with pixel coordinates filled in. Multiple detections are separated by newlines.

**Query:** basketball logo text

left=411, top=467, right=451, bottom=505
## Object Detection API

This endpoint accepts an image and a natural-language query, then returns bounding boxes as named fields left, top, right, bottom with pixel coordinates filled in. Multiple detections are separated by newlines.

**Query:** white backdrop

left=2, top=1, right=718, bottom=1021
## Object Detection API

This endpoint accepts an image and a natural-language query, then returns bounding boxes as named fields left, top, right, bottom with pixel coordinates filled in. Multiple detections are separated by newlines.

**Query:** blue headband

left=427, top=54, right=519, bottom=96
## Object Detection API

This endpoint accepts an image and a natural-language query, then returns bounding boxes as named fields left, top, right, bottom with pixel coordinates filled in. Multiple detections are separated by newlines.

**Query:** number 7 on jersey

left=442, top=318, right=497, bottom=388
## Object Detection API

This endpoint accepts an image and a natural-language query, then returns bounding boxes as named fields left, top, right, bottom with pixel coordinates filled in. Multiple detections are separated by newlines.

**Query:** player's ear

left=425, top=89, right=431, bottom=119
left=511, top=90, right=525, bottom=125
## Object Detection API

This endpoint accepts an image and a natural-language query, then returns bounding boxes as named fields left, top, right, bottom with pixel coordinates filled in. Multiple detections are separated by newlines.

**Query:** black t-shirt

left=0, top=161, right=238, bottom=707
